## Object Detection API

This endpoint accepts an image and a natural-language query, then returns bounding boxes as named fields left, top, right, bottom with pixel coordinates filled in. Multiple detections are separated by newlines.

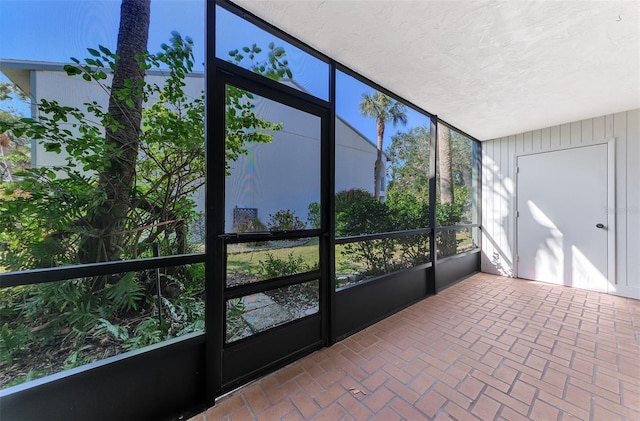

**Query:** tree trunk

left=438, top=125, right=454, bottom=205
left=438, top=125, right=457, bottom=257
left=78, top=0, right=151, bottom=264
left=374, top=119, right=385, bottom=200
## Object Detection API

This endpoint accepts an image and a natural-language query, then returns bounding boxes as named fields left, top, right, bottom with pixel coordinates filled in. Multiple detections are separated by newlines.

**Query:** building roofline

left=336, top=114, right=389, bottom=159
left=1, top=58, right=387, bottom=158
left=0, top=58, right=204, bottom=78
left=283, top=79, right=388, bottom=158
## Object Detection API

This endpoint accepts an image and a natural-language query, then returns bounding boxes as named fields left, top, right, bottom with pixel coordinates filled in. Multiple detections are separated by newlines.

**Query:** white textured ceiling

left=232, top=0, right=640, bottom=140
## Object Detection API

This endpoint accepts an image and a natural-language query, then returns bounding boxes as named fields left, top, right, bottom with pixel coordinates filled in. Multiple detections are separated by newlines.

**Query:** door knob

left=596, top=223, right=606, bottom=229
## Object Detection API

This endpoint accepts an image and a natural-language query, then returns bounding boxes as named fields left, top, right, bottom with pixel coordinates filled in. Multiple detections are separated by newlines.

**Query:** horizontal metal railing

left=1, top=225, right=481, bottom=289
left=335, top=224, right=480, bottom=245
left=335, top=228, right=432, bottom=245
left=0, top=253, right=206, bottom=288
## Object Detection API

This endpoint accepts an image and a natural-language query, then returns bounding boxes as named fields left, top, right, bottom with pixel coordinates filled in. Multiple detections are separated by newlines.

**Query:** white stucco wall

left=481, top=109, right=640, bottom=299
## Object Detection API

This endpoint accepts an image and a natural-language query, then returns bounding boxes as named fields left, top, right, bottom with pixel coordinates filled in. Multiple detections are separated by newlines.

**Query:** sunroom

left=0, top=1, right=638, bottom=420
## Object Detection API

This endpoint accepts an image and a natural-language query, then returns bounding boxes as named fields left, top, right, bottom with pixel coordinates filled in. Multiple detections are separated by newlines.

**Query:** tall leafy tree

left=76, top=0, right=151, bottom=263
left=0, top=40, right=291, bottom=273
left=359, top=92, right=407, bottom=200
left=386, top=125, right=430, bottom=202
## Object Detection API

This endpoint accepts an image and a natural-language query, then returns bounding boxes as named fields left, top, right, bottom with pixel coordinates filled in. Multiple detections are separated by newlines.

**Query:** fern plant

left=0, top=324, right=32, bottom=365
left=125, top=318, right=163, bottom=350
left=104, top=272, right=145, bottom=312
left=95, top=318, right=130, bottom=342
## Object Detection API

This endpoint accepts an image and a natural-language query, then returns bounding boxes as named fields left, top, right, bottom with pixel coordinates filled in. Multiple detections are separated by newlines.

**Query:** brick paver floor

left=190, top=273, right=640, bottom=420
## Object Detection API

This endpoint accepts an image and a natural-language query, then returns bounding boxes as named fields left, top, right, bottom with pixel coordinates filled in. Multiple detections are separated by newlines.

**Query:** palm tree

left=359, top=92, right=407, bottom=200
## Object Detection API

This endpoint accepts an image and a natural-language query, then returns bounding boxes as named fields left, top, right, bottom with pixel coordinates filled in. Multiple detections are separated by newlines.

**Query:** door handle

left=596, top=223, right=606, bottom=229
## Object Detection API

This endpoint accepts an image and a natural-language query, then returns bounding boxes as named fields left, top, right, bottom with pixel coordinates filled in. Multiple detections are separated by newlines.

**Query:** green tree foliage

left=386, top=125, right=474, bottom=257
left=386, top=125, right=430, bottom=202
left=358, top=92, right=407, bottom=200
left=267, top=209, right=305, bottom=231
left=306, top=202, right=320, bottom=229
left=0, top=81, right=27, bottom=102
left=0, top=34, right=290, bottom=273
left=0, top=82, right=30, bottom=182
left=224, top=42, right=288, bottom=174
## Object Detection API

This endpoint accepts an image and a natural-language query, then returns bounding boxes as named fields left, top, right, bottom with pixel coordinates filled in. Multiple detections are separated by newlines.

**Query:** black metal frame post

left=428, top=116, right=439, bottom=295
left=325, top=61, right=337, bottom=346
left=205, top=0, right=223, bottom=405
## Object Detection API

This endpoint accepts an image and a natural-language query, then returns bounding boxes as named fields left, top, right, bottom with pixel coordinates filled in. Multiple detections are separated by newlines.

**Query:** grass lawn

left=227, top=238, right=320, bottom=276
left=225, top=238, right=368, bottom=279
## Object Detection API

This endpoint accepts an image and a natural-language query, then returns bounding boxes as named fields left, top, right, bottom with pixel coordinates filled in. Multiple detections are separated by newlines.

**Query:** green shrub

left=258, top=252, right=310, bottom=280
left=125, top=318, right=163, bottom=350
left=335, top=188, right=374, bottom=215
left=267, top=209, right=305, bottom=231
left=63, top=345, right=93, bottom=370
left=387, top=192, right=430, bottom=265
left=0, top=324, right=32, bottom=365
left=334, top=190, right=396, bottom=276
left=335, top=190, right=391, bottom=236
left=5, top=370, right=49, bottom=388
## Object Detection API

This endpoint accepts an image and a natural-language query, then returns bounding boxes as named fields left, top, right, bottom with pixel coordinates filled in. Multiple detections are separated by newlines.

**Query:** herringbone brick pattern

left=190, top=273, right=640, bottom=420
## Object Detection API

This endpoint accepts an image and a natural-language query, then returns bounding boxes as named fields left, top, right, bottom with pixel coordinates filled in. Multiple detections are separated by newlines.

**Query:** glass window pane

left=215, top=5, right=329, bottom=101
left=437, top=227, right=479, bottom=258
left=334, top=70, right=433, bottom=288
left=0, top=1, right=206, bottom=272
left=226, top=280, right=319, bottom=343
left=227, top=238, right=319, bottom=287
left=224, top=85, right=321, bottom=234
left=335, top=70, right=432, bottom=237
left=0, top=264, right=204, bottom=389
left=436, top=124, right=478, bottom=226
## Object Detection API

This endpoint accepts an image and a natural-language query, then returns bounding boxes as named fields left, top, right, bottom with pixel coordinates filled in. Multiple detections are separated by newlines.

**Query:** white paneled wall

left=481, top=109, right=640, bottom=299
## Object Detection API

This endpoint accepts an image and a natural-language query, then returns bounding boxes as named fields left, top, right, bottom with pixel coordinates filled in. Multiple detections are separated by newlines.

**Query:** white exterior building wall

left=481, top=109, right=640, bottom=299
left=224, top=98, right=322, bottom=231
left=18, top=64, right=381, bottom=233
left=224, top=102, right=382, bottom=231
left=335, top=117, right=380, bottom=197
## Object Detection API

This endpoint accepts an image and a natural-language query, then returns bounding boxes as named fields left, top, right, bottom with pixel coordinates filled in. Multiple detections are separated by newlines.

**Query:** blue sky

left=0, top=0, right=428, bottom=147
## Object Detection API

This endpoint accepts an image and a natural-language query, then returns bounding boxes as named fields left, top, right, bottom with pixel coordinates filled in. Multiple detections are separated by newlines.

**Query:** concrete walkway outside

left=190, top=273, right=640, bottom=420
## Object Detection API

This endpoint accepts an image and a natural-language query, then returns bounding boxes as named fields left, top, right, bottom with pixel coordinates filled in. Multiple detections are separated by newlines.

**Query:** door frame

left=513, top=139, right=616, bottom=291
left=207, top=64, right=332, bottom=398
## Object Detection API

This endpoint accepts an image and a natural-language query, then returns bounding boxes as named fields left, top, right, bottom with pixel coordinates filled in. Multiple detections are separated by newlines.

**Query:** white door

left=516, top=144, right=609, bottom=292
